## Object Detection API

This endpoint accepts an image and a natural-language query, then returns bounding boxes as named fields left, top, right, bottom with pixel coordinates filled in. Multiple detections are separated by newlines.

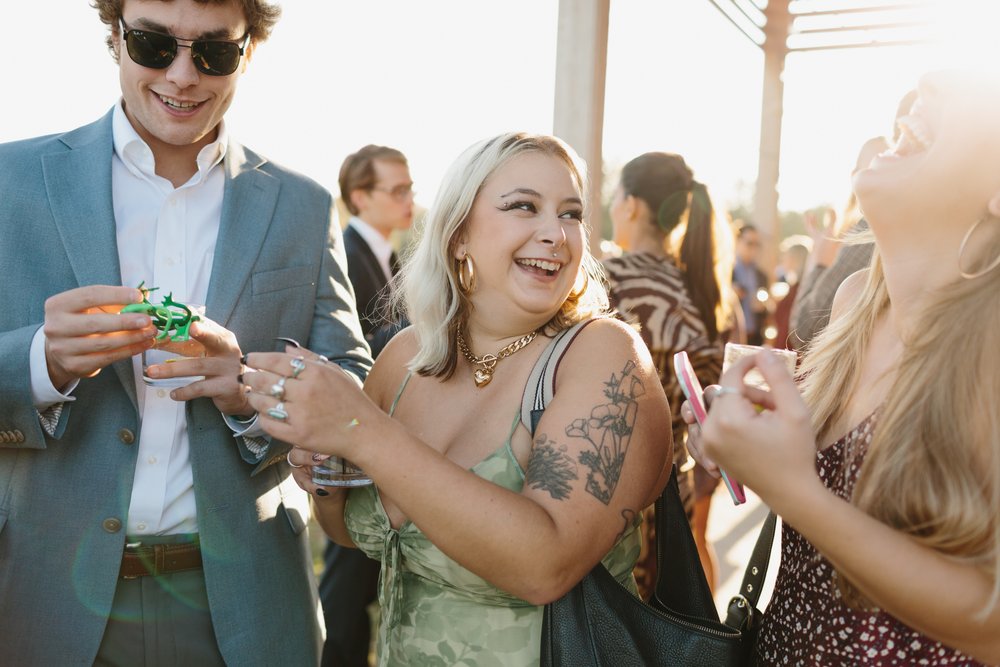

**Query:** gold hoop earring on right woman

left=457, top=254, right=477, bottom=293
left=958, top=217, right=1000, bottom=280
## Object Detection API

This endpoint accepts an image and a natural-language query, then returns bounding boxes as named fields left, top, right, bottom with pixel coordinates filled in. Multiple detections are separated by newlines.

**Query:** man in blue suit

left=0, top=1, right=372, bottom=664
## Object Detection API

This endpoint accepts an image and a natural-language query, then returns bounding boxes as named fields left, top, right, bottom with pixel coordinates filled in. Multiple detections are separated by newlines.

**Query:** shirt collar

left=349, top=216, right=395, bottom=265
left=112, top=100, right=228, bottom=185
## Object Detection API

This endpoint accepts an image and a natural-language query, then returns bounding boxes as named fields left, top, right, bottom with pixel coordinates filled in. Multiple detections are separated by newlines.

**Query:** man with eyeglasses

left=0, top=1, right=371, bottom=665
left=339, top=145, right=415, bottom=359
left=318, top=144, right=413, bottom=667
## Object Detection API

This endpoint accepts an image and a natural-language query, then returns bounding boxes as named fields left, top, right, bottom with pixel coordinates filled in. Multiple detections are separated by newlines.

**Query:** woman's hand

left=284, top=446, right=336, bottom=495
left=699, top=351, right=821, bottom=513
left=241, top=348, right=383, bottom=459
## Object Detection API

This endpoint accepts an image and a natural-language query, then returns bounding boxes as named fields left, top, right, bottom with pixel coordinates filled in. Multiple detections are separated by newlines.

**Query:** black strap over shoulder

left=520, top=318, right=598, bottom=437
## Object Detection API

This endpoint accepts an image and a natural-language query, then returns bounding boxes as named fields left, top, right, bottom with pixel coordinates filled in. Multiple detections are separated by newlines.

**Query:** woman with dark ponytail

left=605, top=152, right=735, bottom=597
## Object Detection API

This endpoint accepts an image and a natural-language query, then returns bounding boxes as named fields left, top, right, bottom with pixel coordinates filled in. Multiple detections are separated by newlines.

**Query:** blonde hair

left=798, top=228, right=1000, bottom=615
left=394, top=132, right=610, bottom=378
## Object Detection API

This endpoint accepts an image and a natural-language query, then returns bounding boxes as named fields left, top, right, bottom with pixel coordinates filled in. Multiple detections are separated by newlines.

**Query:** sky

left=3, top=1, right=997, bottom=229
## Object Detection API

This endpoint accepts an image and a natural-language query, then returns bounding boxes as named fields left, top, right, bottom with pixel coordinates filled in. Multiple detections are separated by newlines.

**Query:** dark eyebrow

left=130, top=18, right=238, bottom=41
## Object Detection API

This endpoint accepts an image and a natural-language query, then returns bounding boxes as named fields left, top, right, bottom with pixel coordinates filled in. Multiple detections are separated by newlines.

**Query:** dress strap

left=388, top=372, right=414, bottom=416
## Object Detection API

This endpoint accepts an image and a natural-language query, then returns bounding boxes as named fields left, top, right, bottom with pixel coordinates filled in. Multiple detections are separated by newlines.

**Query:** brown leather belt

left=120, top=542, right=203, bottom=579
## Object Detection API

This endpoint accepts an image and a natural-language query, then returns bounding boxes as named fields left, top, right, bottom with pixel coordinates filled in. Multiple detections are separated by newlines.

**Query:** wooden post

left=553, top=0, right=610, bottom=255
left=753, top=0, right=791, bottom=275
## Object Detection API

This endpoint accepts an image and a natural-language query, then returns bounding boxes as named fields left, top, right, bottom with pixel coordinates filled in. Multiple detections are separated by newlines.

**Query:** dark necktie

left=389, top=251, right=401, bottom=278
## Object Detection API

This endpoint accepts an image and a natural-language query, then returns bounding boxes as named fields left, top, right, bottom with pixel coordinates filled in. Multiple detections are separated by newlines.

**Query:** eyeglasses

left=371, top=183, right=415, bottom=201
left=119, top=18, right=250, bottom=77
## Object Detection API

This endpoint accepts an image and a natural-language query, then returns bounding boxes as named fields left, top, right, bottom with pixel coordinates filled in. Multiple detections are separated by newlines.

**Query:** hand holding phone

left=673, top=351, right=747, bottom=506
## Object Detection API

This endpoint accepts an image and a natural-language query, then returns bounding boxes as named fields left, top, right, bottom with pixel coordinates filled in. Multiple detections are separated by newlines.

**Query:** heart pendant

left=473, top=368, right=493, bottom=387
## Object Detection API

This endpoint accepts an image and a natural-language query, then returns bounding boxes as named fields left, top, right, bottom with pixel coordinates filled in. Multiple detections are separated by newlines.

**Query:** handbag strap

left=521, top=318, right=720, bottom=622
left=520, top=318, right=598, bottom=436
left=731, top=510, right=777, bottom=609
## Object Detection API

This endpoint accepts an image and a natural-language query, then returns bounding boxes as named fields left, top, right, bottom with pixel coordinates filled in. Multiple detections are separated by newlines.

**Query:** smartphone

left=673, top=351, right=746, bottom=506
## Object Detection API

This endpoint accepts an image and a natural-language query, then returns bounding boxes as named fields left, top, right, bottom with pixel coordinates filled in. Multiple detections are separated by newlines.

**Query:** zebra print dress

left=603, top=252, right=724, bottom=598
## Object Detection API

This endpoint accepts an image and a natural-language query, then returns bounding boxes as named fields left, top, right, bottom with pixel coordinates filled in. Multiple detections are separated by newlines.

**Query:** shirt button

left=156, top=389, right=167, bottom=399
left=148, top=457, right=157, bottom=465
left=118, top=429, right=136, bottom=445
left=137, top=523, right=147, bottom=531
left=102, top=517, right=122, bottom=533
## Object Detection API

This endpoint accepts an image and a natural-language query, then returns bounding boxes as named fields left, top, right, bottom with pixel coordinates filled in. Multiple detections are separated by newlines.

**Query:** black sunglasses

left=119, top=18, right=250, bottom=77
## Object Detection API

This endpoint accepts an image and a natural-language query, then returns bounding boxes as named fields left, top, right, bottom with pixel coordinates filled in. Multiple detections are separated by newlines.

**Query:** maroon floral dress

left=756, top=414, right=988, bottom=666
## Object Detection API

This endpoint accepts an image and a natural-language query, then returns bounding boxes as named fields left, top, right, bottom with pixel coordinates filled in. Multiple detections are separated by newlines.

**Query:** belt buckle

left=121, top=541, right=145, bottom=579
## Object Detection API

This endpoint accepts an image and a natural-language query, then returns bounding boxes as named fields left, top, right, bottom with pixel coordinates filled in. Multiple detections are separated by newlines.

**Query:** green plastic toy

left=120, top=281, right=201, bottom=342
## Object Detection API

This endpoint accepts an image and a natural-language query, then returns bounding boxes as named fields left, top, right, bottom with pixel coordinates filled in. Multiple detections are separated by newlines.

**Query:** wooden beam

left=753, top=0, right=791, bottom=276
left=553, top=0, right=610, bottom=255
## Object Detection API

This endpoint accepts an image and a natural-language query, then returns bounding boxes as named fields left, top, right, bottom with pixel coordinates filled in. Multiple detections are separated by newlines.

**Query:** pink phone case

left=673, top=351, right=746, bottom=505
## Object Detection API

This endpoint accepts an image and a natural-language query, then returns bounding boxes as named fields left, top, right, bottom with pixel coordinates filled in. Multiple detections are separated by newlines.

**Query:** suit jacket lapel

left=346, top=225, right=389, bottom=294
left=206, top=142, right=279, bottom=327
left=42, top=111, right=137, bottom=408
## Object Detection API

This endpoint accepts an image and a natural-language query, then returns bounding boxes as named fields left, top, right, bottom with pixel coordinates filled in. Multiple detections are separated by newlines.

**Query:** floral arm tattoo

left=525, top=433, right=579, bottom=501
left=566, top=360, right=644, bottom=505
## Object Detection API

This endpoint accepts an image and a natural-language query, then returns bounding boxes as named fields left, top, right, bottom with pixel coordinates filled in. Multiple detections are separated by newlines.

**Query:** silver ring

left=715, top=386, right=742, bottom=397
left=269, top=376, right=287, bottom=399
left=267, top=402, right=288, bottom=421
left=286, top=451, right=303, bottom=468
left=290, top=356, right=306, bottom=379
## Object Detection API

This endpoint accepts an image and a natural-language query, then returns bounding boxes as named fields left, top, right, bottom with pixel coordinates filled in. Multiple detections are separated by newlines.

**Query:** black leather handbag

left=525, top=321, right=777, bottom=667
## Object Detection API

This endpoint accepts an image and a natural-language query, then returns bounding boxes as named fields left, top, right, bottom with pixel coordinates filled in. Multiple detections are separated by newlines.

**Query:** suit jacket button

left=102, top=518, right=123, bottom=533
left=118, top=429, right=136, bottom=445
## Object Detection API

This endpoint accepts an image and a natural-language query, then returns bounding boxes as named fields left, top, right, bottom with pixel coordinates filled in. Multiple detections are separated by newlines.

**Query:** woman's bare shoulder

left=364, top=326, right=419, bottom=407
left=829, top=268, right=869, bottom=324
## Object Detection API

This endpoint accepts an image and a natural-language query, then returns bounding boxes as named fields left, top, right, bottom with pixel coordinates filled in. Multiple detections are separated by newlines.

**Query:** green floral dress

left=344, top=375, right=643, bottom=667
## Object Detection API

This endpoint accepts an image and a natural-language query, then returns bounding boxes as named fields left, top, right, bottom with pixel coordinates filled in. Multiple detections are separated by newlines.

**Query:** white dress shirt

left=29, top=101, right=230, bottom=535
left=348, top=216, right=395, bottom=283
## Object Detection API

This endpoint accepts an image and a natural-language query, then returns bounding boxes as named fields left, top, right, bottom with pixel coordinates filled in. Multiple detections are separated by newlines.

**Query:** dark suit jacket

left=343, top=224, right=402, bottom=358
left=0, top=110, right=372, bottom=665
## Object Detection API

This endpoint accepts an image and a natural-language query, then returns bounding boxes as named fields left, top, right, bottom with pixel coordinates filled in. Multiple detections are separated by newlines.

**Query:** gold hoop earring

left=457, top=254, right=477, bottom=293
left=958, top=217, right=1000, bottom=280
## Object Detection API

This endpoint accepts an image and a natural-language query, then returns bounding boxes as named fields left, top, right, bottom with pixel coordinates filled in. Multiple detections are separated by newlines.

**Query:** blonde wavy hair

left=394, top=132, right=610, bottom=379
left=798, top=225, right=1000, bottom=615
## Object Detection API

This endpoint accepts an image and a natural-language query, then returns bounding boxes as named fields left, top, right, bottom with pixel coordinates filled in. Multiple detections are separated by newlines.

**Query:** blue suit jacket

left=0, top=110, right=373, bottom=665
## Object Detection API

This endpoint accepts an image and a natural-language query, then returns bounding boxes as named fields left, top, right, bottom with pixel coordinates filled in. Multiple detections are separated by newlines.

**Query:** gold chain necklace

left=457, top=329, right=538, bottom=388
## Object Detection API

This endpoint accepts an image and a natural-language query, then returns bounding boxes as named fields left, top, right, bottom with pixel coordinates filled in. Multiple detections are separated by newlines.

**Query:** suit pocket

left=251, top=265, right=316, bottom=296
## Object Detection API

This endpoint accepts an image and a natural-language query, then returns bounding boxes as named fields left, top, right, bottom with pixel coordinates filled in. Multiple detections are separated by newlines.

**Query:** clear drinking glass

left=312, top=456, right=373, bottom=487
left=722, top=343, right=797, bottom=392
left=141, top=304, right=206, bottom=387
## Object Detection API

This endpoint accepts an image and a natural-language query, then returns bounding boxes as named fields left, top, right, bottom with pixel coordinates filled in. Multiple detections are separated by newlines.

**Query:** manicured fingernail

left=240, top=353, right=249, bottom=365
left=237, top=373, right=244, bottom=384
left=315, top=489, right=329, bottom=497
left=311, top=452, right=325, bottom=462
left=275, top=337, right=301, bottom=349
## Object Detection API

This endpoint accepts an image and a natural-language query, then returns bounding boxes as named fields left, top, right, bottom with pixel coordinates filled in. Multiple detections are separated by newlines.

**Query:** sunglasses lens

left=125, top=30, right=176, bottom=69
left=191, top=41, right=241, bottom=76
